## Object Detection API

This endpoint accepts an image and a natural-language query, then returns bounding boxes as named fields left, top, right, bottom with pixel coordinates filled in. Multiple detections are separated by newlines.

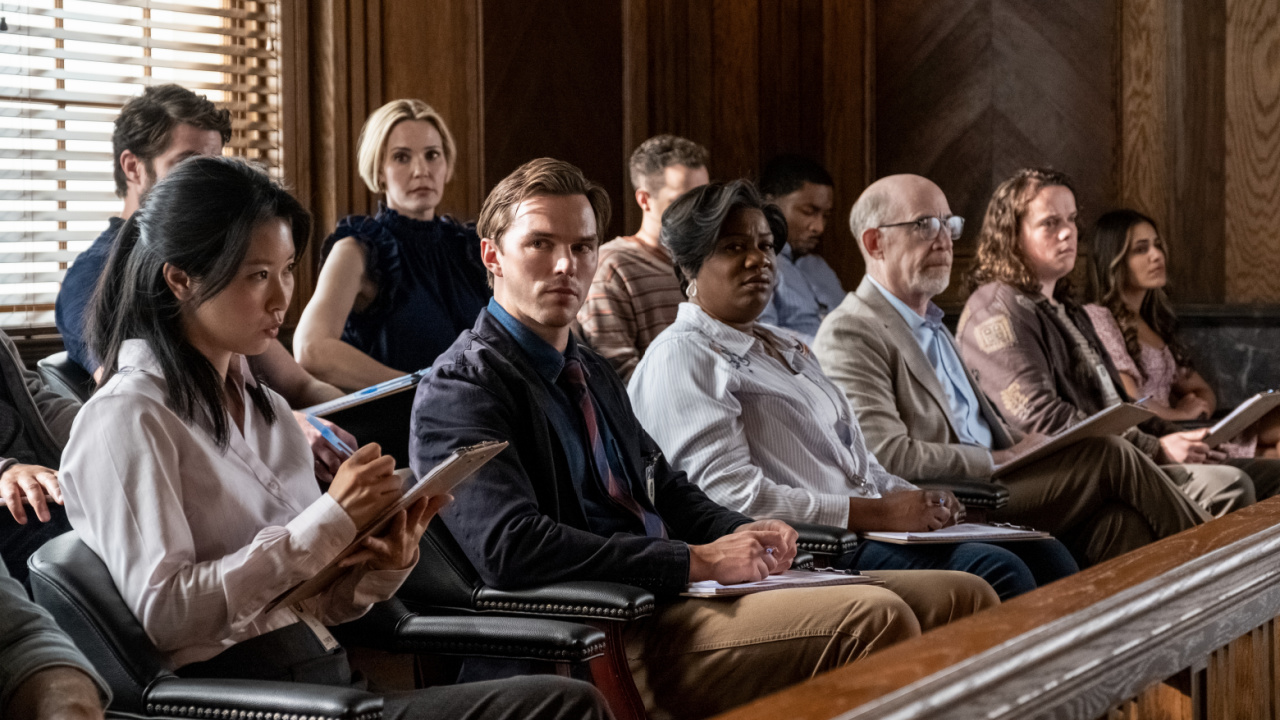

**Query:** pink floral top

left=1084, top=303, right=1255, bottom=458
left=1084, top=304, right=1178, bottom=404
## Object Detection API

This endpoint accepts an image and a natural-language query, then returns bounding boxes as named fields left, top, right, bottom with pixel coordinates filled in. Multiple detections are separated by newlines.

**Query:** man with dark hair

left=57, top=84, right=231, bottom=375
left=759, top=154, right=844, bottom=341
left=576, top=134, right=710, bottom=381
left=414, top=157, right=996, bottom=720
left=48, top=83, right=352, bottom=496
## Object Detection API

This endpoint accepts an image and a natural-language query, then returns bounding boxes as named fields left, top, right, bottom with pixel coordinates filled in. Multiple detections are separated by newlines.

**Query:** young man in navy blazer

left=410, top=158, right=997, bottom=720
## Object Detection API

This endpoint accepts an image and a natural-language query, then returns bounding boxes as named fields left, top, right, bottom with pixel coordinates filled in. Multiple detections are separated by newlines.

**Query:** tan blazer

left=812, top=277, right=1018, bottom=482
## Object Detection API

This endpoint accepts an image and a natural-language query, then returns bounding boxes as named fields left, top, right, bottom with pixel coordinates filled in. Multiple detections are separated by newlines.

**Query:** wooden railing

left=714, top=496, right=1280, bottom=720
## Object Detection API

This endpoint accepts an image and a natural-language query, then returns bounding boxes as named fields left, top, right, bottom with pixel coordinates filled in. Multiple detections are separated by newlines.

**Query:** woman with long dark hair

left=1085, top=209, right=1280, bottom=456
left=60, top=156, right=607, bottom=719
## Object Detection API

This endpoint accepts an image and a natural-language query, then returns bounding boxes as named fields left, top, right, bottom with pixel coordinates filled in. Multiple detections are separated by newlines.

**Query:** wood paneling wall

left=1118, top=0, right=1280, bottom=304
left=1224, top=0, right=1280, bottom=303
left=623, top=0, right=874, bottom=287
left=281, top=0, right=1280, bottom=307
left=874, top=0, right=1117, bottom=307
left=482, top=0, right=626, bottom=240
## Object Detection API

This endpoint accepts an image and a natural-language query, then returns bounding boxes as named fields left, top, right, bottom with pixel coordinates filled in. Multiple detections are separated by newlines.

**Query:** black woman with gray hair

left=629, top=180, right=1077, bottom=603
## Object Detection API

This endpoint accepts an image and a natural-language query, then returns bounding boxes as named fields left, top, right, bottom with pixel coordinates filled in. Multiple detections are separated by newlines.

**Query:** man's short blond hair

left=477, top=158, right=611, bottom=287
left=356, top=98, right=457, bottom=194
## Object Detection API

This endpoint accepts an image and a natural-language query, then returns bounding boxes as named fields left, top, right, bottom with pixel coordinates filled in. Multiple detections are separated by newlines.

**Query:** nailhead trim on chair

left=474, top=600, right=655, bottom=619
left=401, top=638, right=607, bottom=660
left=147, top=704, right=380, bottom=719
left=797, top=540, right=841, bottom=553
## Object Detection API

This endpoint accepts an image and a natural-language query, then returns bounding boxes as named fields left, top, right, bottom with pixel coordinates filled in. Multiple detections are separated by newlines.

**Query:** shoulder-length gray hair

left=659, top=179, right=787, bottom=291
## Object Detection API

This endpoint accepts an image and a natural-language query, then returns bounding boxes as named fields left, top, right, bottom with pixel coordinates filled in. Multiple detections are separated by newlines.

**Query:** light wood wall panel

left=1117, top=0, right=1227, bottom=304
left=1118, top=0, right=1170, bottom=232
left=1224, top=0, right=1280, bottom=303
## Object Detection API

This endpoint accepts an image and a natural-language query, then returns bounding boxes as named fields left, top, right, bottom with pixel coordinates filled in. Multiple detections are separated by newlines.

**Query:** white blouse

left=629, top=303, right=916, bottom=529
left=60, top=339, right=410, bottom=667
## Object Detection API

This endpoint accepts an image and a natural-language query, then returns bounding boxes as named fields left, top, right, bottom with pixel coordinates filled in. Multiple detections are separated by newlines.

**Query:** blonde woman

left=295, top=100, right=490, bottom=390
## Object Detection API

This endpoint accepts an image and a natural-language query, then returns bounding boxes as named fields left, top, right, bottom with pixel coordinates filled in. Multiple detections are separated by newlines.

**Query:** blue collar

left=868, top=275, right=946, bottom=331
left=487, top=297, right=577, bottom=383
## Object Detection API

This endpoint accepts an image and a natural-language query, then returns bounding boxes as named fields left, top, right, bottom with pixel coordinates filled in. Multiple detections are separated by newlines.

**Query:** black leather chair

left=37, top=351, right=96, bottom=403
left=397, top=521, right=834, bottom=720
left=28, top=532, right=607, bottom=719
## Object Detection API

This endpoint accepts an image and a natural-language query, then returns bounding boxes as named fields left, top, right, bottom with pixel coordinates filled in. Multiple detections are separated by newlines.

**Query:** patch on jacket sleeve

left=975, top=314, right=1016, bottom=354
left=1000, top=380, right=1032, bottom=420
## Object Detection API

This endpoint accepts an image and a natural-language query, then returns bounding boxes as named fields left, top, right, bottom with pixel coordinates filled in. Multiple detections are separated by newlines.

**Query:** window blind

left=0, top=0, right=280, bottom=329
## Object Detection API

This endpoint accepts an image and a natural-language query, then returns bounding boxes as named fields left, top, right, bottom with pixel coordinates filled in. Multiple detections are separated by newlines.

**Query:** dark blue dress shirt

left=55, top=217, right=123, bottom=373
left=486, top=298, right=647, bottom=537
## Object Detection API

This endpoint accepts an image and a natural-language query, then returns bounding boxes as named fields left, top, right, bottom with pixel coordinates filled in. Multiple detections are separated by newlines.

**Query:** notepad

left=861, top=522, right=1051, bottom=545
left=302, top=370, right=428, bottom=418
left=682, top=569, right=879, bottom=598
left=992, top=402, right=1155, bottom=478
left=1203, top=390, right=1280, bottom=447
left=264, top=440, right=508, bottom=614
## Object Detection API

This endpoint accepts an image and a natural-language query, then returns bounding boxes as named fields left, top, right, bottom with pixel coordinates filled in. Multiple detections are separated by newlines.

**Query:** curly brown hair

left=967, top=167, right=1077, bottom=300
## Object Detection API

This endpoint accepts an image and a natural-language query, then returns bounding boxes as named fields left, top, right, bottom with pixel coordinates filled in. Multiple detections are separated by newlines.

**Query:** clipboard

left=264, top=439, right=508, bottom=614
left=1203, top=390, right=1280, bottom=447
left=302, top=370, right=428, bottom=417
left=305, top=371, right=429, bottom=468
left=862, top=522, right=1051, bottom=545
left=992, top=403, right=1154, bottom=478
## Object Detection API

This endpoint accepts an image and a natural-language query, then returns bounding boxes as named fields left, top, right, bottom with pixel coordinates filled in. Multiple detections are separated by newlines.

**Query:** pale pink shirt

left=60, top=339, right=411, bottom=667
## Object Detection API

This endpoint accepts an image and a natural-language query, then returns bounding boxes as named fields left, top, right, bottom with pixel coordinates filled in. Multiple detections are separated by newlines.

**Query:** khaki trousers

left=624, top=570, right=997, bottom=720
left=990, top=436, right=1209, bottom=566
left=1161, top=463, right=1254, bottom=518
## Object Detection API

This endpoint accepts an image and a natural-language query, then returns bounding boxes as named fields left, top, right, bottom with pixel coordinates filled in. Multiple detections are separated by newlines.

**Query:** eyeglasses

left=878, top=215, right=964, bottom=240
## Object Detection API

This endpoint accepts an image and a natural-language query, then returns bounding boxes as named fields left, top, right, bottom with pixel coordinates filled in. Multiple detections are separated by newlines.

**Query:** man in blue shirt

left=411, top=158, right=997, bottom=720
left=54, top=84, right=354, bottom=478
left=56, top=84, right=229, bottom=376
left=813, top=173, right=1209, bottom=566
left=759, top=154, right=845, bottom=340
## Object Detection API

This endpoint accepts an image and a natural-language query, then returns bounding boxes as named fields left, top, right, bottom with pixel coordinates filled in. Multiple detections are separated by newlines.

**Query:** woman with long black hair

left=59, top=156, right=607, bottom=719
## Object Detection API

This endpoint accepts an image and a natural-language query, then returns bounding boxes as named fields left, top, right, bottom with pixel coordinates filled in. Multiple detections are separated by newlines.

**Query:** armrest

left=472, top=581, right=656, bottom=622
left=792, top=551, right=815, bottom=570
left=330, top=598, right=606, bottom=663
left=144, top=677, right=380, bottom=719
left=790, top=521, right=859, bottom=557
left=393, top=614, right=607, bottom=663
left=918, top=479, right=1010, bottom=510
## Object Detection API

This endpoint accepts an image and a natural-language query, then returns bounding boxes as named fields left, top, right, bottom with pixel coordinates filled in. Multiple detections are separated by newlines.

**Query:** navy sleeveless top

left=319, top=204, right=491, bottom=373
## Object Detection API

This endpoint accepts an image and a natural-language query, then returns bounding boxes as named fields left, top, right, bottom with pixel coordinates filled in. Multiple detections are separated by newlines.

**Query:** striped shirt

left=629, top=303, right=916, bottom=528
left=577, top=235, right=685, bottom=382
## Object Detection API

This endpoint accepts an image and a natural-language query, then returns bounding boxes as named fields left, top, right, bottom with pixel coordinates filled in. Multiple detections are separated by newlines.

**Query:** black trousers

left=179, top=621, right=612, bottom=720
left=0, top=503, right=71, bottom=589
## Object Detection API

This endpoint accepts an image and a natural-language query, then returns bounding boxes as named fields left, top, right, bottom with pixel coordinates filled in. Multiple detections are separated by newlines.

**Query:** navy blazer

left=410, top=309, right=752, bottom=595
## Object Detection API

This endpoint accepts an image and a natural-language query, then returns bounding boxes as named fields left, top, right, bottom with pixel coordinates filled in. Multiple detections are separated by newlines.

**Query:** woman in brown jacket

left=955, top=168, right=1271, bottom=518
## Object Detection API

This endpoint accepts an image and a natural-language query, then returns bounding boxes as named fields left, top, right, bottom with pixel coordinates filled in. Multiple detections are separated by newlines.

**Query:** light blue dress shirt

left=868, top=277, right=994, bottom=449
left=765, top=243, right=830, bottom=342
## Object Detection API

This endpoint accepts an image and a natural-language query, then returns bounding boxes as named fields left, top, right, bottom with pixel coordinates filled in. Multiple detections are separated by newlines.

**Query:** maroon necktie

left=559, top=358, right=667, bottom=538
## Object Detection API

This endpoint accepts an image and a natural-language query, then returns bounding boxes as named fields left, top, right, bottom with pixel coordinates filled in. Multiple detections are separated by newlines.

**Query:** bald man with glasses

left=812, top=174, right=1208, bottom=567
